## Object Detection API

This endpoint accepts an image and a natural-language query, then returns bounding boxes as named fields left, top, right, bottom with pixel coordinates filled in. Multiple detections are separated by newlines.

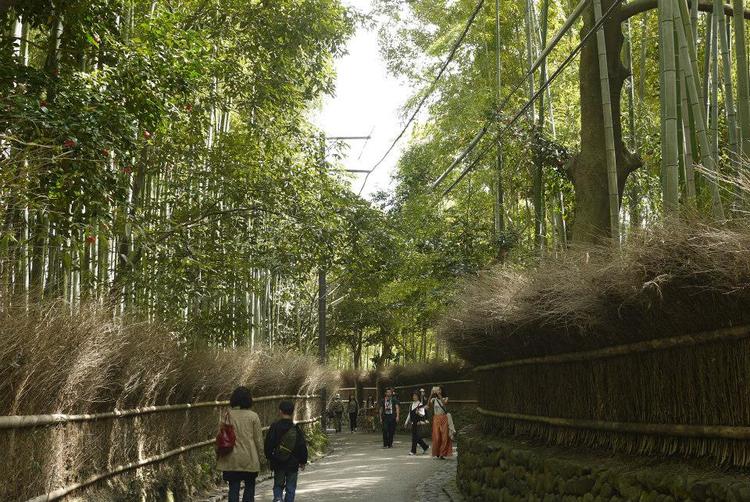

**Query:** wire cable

left=440, top=0, right=628, bottom=198
left=358, top=0, right=486, bottom=196
left=432, top=0, right=591, bottom=190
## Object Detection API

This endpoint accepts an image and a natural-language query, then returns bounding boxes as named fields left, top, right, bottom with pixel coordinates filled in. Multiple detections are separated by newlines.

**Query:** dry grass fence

left=440, top=219, right=750, bottom=468
left=0, top=299, right=337, bottom=501
left=339, top=361, right=471, bottom=391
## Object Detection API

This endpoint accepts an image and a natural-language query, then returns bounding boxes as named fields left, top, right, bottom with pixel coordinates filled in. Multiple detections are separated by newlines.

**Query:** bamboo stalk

left=675, top=0, right=725, bottom=218
left=473, top=324, right=750, bottom=370
left=625, top=19, right=638, bottom=149
left=594, top=0, right=622, bottom=241
left=476, top=407, right=750, bottom=439
left=691, top=0, right=699, bottom=36
left=659, top=2, right=668, bottom=198
left=733, top=0, right=750, bottom=163
left=716, top=3, right=739, bottom=165
left=676, top=0, right=706, bottom=115
left=661, top=0, right=681, bottom=211
left=677, top=40, right=687, bottom=189
left=702, top=13, right=713, bottom=117
left=710, top=9, right=720, bottom=164
left=0, top=394, right=320, bottom=430
left=681, top=70, right=699, bottom=204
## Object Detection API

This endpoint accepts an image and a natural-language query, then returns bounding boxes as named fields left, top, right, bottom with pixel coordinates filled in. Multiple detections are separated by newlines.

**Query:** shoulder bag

left=216, top=410, right=236, bottom=457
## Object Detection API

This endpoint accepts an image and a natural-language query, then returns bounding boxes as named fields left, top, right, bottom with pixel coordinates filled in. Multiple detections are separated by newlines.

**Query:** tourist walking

left=264, top=400, right=309, bottom=502
left=405, top=390, right=429, bottom=455
left=347, top=395, right=359, bottom=433
left=330, top=394, right=344, bottom=433
left=429, top=386, right=453, bottom=459
left=380, top=387, right=400, bottom=448
left=217, top=387, right=264, bottom=502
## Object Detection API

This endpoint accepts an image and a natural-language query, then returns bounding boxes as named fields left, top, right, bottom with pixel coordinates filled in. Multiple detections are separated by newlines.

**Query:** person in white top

left=405, top=390, right=430, bottom=455
left=429, top=386, right=453, bottom=459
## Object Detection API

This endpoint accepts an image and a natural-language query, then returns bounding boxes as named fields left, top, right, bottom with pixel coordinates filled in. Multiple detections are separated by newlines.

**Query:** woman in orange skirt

left=429, top=386, right=453, bottom=458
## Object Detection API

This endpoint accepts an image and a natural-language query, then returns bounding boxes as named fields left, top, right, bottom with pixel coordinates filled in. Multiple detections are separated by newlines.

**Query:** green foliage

left=0, top=0, right=356, bottom=347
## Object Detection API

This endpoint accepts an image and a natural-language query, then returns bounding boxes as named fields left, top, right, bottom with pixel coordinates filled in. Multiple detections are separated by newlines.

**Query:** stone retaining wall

left=457, top=427, right=750, bottom=502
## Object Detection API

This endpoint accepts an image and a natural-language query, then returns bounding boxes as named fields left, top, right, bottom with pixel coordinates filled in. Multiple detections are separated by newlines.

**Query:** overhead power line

left=438, top=0, right=627, bottom=198
left=358, top=0, right=487, bottom=196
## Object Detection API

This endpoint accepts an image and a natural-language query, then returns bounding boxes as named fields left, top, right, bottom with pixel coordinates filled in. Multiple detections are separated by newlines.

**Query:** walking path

left=255, top=432, right=458, bottom=501
left=198, top=432, right=461, bottom=501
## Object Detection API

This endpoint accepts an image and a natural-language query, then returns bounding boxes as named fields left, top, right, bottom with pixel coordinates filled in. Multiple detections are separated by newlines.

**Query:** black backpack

left=274, top=425, right=298, bottom=462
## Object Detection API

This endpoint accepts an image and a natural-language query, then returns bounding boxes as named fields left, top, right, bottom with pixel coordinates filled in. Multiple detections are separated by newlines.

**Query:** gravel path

left=197, top=432, right=462, bottom=502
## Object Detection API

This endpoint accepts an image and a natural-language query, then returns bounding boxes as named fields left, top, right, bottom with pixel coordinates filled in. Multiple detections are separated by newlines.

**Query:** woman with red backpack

left=216, top=387, right=265, bottom=502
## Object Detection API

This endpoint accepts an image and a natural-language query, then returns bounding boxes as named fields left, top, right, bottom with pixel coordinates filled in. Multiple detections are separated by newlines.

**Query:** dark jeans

left=273, top=469, right=299, bottom=502
left=334, top=412, right=343, bottom=432
left=411, top=423, right=429, bottom=454
left=349, top=412, right=358, bottom=432
left=382, top=415, right=396, bottom=447
left=228, top=474, right=257, bottom=502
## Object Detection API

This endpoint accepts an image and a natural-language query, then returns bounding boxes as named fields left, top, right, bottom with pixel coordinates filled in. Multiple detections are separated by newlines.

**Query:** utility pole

left=317, top=134, right=370, bottom=431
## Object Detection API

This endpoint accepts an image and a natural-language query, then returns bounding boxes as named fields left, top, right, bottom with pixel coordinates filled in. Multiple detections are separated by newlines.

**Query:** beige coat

left=216, top=408, right=264, bottom=473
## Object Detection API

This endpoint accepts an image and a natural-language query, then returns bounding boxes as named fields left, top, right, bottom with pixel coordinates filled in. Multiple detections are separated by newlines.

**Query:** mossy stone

left=730, top=484, right=750, bottom=502
left=564, top=476, right=596, bottom=496
left=690, top=481, right=710, bottom=501
left=616, top=477, right=643, bottom=500
left=598, top=481, right=614, bottom=499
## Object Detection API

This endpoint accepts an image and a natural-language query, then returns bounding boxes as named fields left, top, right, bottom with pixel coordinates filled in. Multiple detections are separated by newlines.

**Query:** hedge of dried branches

left=441, top=219, right=750, bottom=467
left=340, top=361, right=470, bottom=390
left=442, top=219, right=750, bottom=365
left=0, top=299, right=337, bottom=501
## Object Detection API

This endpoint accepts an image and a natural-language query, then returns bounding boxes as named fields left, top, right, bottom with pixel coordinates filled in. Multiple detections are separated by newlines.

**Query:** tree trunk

left=570, top=1, right=640, bottom=242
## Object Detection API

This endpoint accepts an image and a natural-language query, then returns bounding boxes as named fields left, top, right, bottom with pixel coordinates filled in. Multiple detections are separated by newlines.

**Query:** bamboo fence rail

left=472, top=325, right=750, bottom=371
left=398, top=399, right=478, bottom=406
left=0, top=394, right=319, bottom=430
left=391, top=379, right=475, bottom=390
left=339, top=380, right=475, bottom=393
left=23, top=415, right=322, bottom=502
left=476, top=407, right=750, bottom=440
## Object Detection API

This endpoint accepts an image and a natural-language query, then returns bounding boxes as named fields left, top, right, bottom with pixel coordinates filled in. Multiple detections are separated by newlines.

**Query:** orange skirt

left=431, top=414, right=453, bottom=457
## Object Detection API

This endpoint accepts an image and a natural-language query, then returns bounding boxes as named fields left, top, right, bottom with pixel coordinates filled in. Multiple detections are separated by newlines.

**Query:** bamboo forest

left=2, top=0, right=750, bottom=501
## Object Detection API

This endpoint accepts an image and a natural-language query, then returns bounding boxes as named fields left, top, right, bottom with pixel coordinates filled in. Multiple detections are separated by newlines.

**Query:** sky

left=312, top=0, right=414, bottom=200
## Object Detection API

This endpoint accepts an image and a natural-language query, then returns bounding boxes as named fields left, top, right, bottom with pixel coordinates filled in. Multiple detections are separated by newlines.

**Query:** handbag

left=216, top=410, right=236, bottom=457
left=447, top=413, right=456, bottom=440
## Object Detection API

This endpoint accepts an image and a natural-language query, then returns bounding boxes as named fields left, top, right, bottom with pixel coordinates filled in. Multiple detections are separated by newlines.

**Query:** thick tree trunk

left=571, top=1, right=641, bottom=242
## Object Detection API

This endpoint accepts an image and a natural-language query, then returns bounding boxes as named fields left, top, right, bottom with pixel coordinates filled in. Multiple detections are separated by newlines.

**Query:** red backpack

left=216, top=411, right=236, bottom=457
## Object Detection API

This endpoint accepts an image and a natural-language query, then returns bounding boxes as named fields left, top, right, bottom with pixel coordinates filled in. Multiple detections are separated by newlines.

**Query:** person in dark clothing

left=346, top=395, right=359, bottom=433
left=405, top=391, right=429, bottom=455
left=264, top=401, right=308, bottom=502
left=379, top=387, right=399, bottom=448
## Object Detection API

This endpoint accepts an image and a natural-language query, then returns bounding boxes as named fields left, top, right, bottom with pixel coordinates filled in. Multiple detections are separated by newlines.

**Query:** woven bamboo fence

left=473, top=325, right=750, bottom=467
left=1, top=394, right=321, bottom=501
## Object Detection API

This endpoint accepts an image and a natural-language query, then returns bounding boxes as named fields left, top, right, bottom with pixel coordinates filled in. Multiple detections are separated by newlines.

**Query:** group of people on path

left=216, top=386, right=308, bottom=502
left=327, top=393, right=360, bottom=433
left=330, top=385, right=454, bottom=458
left=217, top=384, right=454, bottom=502
left=384, top=385, right=454, bottom=459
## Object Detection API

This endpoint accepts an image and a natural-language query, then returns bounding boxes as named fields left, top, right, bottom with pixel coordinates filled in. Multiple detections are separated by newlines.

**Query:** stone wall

left=458, top=427, right=750, bottom=502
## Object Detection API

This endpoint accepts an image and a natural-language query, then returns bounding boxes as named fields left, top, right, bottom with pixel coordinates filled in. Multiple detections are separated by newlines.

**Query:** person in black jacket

left=264, top=401, right=308, bottom=502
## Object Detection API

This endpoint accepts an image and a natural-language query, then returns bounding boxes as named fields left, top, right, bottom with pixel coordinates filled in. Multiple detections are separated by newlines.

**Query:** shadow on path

left=255, top=432, right=453, bottom=501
